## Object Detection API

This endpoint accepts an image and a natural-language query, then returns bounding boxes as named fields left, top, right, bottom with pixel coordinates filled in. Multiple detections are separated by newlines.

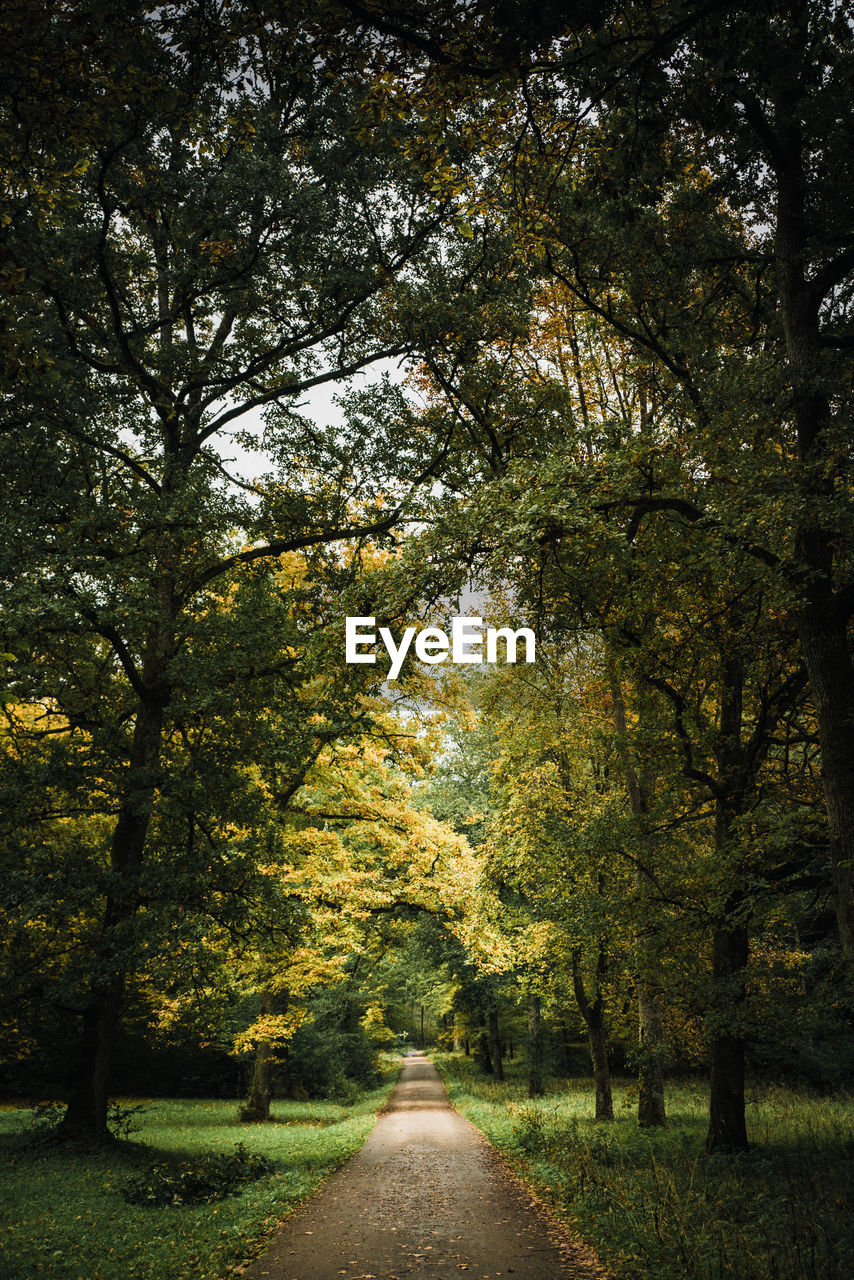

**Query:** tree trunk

left=796, top=609, right=854, bottom=957
left=488, top=1009, right=504, bottom=1080
left=773, top=84, right=854, bottom=961
left=453, top=1015, right=463, bottom=1052
left=557, top=1019, right=572, bottom=1076
left=59, top=985, right=123, bottom=1142
left=588, top=1012, right=614, bottom=1122
left=59, top=692, right=166, bottom=1143
left=706, top=911, right=749, bottom=1152
left=241, top=991, right=274, bottom=1123
left=706, top=658, right=750, bottom=1153
left=242, top=1042, right=273, bottom=1123
left=609, top=672, right=668, bottom=1127
left=476, top=1031, right=493, bottom=1074
left=527, top=995, right=545, bottom=1097
left=571, top=947, right=613, bottom=1121
left=637, top=979, right=667, bottom=1128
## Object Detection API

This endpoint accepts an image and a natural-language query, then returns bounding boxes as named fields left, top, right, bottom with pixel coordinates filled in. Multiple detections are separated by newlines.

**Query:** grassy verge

left=434, top=1052, right=854, bottom=1280
left=0, top=1059, right=400, bottom=1280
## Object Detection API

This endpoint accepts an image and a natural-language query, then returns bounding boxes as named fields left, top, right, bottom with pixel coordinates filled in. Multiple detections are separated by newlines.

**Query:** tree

left=364, top=0, right=854, bottom=968
left=1, top=0, right=494, bottom=1141
left=500, top=0, right=854, bottom=963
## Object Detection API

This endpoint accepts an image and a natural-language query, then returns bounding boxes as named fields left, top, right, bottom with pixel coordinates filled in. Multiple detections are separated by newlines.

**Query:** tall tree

left=506, top=0, right=854, bottom=961
left=0, top=0, right=483, bottom=1140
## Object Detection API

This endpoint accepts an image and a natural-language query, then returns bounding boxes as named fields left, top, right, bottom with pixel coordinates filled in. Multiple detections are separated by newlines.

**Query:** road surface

left=242, top=1052, right=609, bottom=1280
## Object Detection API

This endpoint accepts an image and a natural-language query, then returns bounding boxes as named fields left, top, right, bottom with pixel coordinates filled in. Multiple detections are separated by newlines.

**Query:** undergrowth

left=435, top=1053, right=854, bottom=1280
left=120, top=1142, right=274, bottom=1207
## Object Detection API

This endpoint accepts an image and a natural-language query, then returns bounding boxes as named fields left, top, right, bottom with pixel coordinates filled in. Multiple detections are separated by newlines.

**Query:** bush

left=120, top=1142, right=274, bottom=1207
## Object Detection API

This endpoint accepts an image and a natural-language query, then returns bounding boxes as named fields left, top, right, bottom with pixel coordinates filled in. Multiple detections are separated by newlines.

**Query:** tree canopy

left=1, top=0, right=852, bottom=1158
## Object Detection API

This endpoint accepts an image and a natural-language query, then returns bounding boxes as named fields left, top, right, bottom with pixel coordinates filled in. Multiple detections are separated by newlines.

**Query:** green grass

left=0, top=1062, right=399, bottom=1280
left=434, top=1052, right=854, bottom=1280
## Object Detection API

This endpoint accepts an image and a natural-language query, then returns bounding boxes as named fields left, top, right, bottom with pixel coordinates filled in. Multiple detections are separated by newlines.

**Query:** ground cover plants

left=436, top=1054, right=854, bottom=1280
left=0, top=1068, right=397, bottom=1280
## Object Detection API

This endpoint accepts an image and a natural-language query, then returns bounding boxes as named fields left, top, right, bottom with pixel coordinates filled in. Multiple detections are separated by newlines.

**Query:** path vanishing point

left=242, top=1052, right=609, bottom=1280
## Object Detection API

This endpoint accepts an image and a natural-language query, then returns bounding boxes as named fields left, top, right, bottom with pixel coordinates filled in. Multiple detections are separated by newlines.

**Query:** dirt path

left=242, top=1052, right=608, bottom=1280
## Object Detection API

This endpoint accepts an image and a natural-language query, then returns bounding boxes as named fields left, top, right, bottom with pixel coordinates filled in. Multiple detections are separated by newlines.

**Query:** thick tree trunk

left=241, top=991, right=275, bottom=1123
left=453, top=1015, right=463, bottom=1052
left=59, top=985, right=123, bottom=1142
left=59, top=693, right=166, bottom=1143
left=609, top=673, right=668, bottom=1127
left=527, top=994, right=545, bottom=1097
left=488, top=1009, right=504, bottom=1080
left=706, top=658, right=750, bottom=1153
left=637, top=979, right=667, bottom=1128
left=243, top=1040, right=273, bottom=1123
left=774, top=86, right=854, bottom=961
left=588, top=1013, right=614, bottom=1122
left=796, top=609, right=854, bottom=957
left=706, top=912, right=749, bottom=1153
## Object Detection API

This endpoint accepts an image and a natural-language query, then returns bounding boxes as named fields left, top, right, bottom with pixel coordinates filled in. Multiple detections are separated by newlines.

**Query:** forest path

left=241, top=1052, right=609, bottom=1280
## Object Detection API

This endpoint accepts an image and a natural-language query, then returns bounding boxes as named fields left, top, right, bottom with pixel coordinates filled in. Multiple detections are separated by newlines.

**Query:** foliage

left=2, top=0, right=853, bottom=1203
left=0, top=0, right=503, bottom=1139
left=120, top=1142, right=274, bottom=1208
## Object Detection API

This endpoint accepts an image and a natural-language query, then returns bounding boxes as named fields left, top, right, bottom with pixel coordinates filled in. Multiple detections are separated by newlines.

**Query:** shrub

left=120, top=1142, right=274, bottom=1207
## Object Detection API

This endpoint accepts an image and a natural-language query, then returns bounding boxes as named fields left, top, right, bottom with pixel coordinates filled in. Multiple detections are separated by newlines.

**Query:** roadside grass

left=0, top=1059, right=399, bottom=1280
left=434, top=1052, right=854, bottom=1280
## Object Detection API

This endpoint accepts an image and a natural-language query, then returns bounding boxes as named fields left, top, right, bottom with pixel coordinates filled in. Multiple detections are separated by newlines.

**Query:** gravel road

left=242, top=1052, right=609, bottom=1280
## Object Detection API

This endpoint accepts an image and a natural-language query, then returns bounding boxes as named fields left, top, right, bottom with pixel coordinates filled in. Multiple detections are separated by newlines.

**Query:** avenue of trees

left=1, top=0, right=852, bottom=1158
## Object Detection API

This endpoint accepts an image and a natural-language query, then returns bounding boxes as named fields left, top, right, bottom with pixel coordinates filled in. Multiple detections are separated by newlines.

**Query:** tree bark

left=706, top=908, right=749, bottom=1153
left=706, top=657, right=750, bottom=1153
left=571, top=947, right=613, bottom=1121
left=59, top=985, right=123, bottom=1142
left=527, top=994, right=545, bottom=1097
left=58, top=690, right=166, bottom=1142
left=487, top=1009, right=504, bottom=1080
left=773, top=76, right=854, bottom=961
left=609, top=672, right=667, bottom=1126
left=243, top=1042, right=273, bottom=1123
left=796, top=609, right=854, bottom=957
left=637, top=979, right=667, bottom=1128
left=241, top=991, right=275, bottom=1123
left=588, top=1014, right=613, bottom=1122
